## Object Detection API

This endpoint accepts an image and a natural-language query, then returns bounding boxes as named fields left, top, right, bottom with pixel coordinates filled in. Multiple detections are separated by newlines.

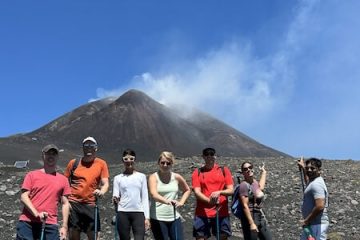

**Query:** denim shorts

left=16, top=220, right=59, bottom=240
left=193, top=216, right=232, bottom=238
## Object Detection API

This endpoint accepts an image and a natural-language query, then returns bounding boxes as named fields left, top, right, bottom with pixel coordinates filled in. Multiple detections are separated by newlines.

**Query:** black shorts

left=69, top=201, right=101, bottom=233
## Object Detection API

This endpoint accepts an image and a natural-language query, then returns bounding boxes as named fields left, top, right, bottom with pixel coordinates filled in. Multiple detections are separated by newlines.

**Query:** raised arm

left=297, top=157, right=309, bottom=185
left=258, top=164, right=267, bottom=190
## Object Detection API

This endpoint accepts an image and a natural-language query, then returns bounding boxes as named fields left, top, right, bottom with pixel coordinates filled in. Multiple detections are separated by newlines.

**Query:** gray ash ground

left=1, top=157, right=359, bottom=239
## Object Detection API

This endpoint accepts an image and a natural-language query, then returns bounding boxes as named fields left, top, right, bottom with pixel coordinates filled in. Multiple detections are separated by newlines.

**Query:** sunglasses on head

left=123, top=156, right=135, bottom=162
left=242, top=165, right=253, bottom=172
left=159, top=161, right=172, bottom=166
left=83, top=143, right=97, bottom=148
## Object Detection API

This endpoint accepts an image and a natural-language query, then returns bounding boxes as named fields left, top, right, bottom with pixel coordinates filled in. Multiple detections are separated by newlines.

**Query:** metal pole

left=173, top=203, right=178, bottom=240
left=114, top=202, right=118, bottom=240
left=216, top=203, right=220, bottom=240
left=40, top=215, right=47, bottom=240
left=94, top=196, right=98, bottom=240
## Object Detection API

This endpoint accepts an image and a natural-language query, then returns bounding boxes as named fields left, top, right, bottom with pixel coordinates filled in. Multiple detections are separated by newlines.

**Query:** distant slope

left=0, top=89, right=289, bottom=167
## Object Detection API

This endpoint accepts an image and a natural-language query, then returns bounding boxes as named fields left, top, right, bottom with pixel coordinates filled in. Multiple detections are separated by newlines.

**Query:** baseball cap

left=82, top=136, right=97, bottom=145
left=42, top=144, right=59, bottom=153
left=202, top=147, right=216, bottom=156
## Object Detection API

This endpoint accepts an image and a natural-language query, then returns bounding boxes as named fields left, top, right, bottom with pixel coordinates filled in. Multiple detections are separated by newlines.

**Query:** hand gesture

left=297, top=156, right=305, bottom=169
left=259, top=162, right=266, bottom=173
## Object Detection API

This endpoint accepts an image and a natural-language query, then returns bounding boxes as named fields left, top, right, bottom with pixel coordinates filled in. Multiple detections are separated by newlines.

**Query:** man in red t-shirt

left=64, top=136, right=109, bottom=240
left=16, top=144, right=71, bottom=240
left=192, top=147, right=234, bottom=240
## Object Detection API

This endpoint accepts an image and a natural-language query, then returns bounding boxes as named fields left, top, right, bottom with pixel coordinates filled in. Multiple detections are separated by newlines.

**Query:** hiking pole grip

left=298, top=156, right=305, bottom=192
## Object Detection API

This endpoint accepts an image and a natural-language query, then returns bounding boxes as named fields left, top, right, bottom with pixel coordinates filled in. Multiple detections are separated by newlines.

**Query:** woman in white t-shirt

left=112, top=149, right=150, bottom=240
left=148, top=151, right=191, bottom=240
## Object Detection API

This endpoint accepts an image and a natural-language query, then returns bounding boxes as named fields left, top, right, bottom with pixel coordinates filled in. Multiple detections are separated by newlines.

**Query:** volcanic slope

left=0, top=89, right=288, bottom=167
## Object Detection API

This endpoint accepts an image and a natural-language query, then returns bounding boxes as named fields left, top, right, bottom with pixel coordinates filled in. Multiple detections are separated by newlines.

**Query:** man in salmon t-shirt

left=64, top=136, right=109, bottom=240
left=16, top=144, right=71, bottom=240
left=192, top=147, right=234, bottom=240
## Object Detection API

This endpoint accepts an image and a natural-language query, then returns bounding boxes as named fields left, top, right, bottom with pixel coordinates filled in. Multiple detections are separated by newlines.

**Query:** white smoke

left=92, top=0, right=360, bottom=159
left=94, top=41, right=294, bottom=128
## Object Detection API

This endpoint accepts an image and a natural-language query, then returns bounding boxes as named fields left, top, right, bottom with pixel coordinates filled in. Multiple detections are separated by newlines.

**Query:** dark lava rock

left=1, top=157, right=359, bottom=239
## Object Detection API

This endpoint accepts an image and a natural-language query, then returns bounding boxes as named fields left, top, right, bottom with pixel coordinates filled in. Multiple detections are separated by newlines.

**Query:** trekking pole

left=173, top=203, right=178, bottom=240
left=298, top=156, right=305, bottom=192
left=113, top=202, right=119, bottom=240
left=40, top=215, right=47, bottom=240
left=94, top=196, right=99, bottom=240
left=215, top=203, right=220, bottom=240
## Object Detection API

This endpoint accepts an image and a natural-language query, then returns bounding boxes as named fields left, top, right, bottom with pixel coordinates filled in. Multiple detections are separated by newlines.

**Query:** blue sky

left=1, top=0, right=359, bottom=160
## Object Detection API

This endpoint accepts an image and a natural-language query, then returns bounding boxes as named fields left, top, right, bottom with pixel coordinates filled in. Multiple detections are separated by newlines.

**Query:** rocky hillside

left=0, top=90, right=288, bottom=168
left=1, top=157, right=358, bottom=239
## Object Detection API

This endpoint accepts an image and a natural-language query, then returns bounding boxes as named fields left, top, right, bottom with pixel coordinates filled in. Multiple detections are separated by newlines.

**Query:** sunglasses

left=203, top=153, right=215, bottom=157
left=83, top=143, right=97, bottom=148
left=123, top=156, right=135, bottom=162
left=242, top=165, right=253, bottom=172
left=44, top=151, right=58, bottom=156
left=160, top=161, right=172, bottom=166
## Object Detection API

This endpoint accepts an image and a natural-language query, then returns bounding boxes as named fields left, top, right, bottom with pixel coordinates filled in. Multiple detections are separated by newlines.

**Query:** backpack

left=68, top=158, right=80, bottom=185
left=197, top=166, right=225, bottom=177
left=231, top=182, right=251, bottom=219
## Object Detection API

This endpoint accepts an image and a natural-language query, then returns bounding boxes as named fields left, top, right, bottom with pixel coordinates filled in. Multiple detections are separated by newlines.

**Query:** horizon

left=1, top=1, right=360, bottom=160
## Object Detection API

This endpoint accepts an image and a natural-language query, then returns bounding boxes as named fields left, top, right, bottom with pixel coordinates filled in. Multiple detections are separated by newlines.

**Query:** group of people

left=15, top=137, right=329, bottom=240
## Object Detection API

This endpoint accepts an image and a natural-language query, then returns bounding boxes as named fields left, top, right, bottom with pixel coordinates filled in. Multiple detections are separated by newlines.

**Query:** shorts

left=69, top=201, right=101, bottom=233
left=193, top=216, right=232, bottom=239
left=16, top=220, right=59, bottom=240
left=300, top=222, right=329, bottom=240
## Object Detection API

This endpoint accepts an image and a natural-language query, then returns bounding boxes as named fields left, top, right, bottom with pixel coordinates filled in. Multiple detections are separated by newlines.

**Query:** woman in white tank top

left=148, top=151, right=191, bottom=240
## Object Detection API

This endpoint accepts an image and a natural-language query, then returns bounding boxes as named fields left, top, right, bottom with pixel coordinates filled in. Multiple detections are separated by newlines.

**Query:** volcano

left=0, top=89, right=288, bottom=167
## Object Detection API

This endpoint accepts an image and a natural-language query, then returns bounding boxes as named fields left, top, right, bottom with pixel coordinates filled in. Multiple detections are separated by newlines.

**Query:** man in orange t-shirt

left=64, top=136, right=109, bottom=240
left=192, top=147, right=234, bottom=240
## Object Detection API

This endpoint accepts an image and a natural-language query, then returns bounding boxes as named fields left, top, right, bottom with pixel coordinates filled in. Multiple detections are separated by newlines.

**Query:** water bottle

left=303, top=226, right=315, bottom=240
